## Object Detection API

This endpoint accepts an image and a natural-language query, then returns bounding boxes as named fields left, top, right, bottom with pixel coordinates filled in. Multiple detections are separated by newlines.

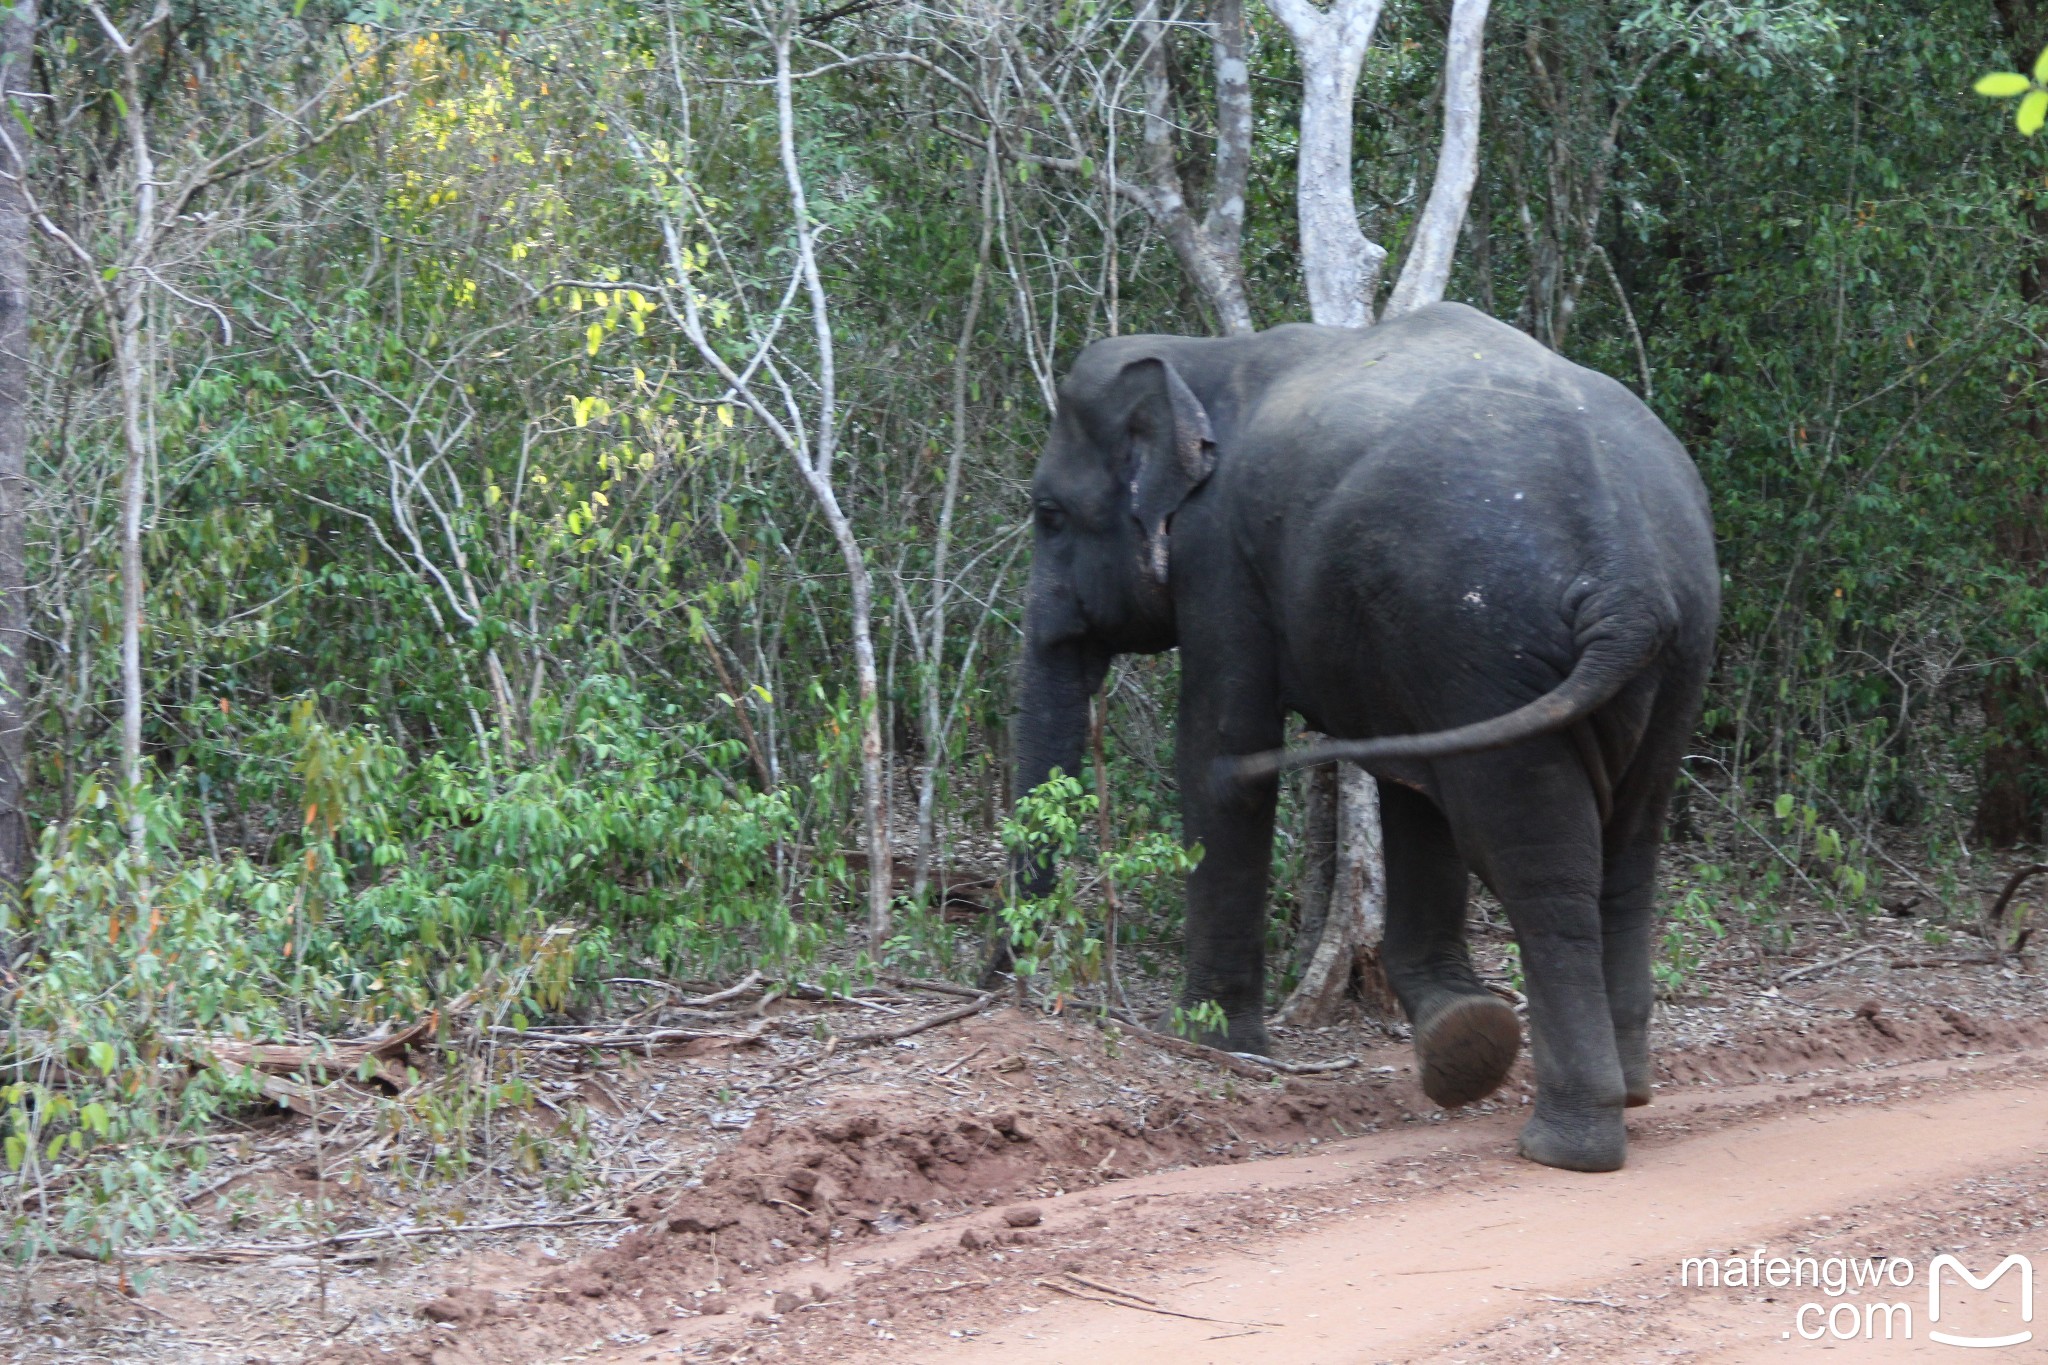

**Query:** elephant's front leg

left=1174, top=659, right=1284, bottom=1056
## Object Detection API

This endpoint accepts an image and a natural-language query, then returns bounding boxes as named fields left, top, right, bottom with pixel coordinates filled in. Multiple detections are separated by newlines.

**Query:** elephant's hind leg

left=1442, top=749, right=1624, bottom=1172
left=1378, top=781, right=1521, bottom=1108
left=1599, top=681, right=1702, bottom=1109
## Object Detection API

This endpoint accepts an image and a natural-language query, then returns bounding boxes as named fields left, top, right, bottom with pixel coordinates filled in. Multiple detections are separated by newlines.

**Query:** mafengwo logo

left=1677, top=1251, right=2035, bottom=1346
left=1928, top=1255, right=2033, bottom=1349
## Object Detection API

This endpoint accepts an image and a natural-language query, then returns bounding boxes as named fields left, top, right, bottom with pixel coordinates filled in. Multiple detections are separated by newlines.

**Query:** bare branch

left=1386, top=0, right=1492, bottom=316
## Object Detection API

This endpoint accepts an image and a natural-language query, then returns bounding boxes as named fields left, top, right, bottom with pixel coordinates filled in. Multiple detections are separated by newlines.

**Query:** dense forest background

left=0, top=0, right=2043, bottom=1256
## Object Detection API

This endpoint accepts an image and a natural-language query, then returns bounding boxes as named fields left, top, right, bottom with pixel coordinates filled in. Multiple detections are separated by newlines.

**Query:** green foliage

left=1656, top=882, right=1729, bottom=997
left=1169, top=999, right=1229, bottom=1043
left=1000, top=771, right=1199, bottom=1005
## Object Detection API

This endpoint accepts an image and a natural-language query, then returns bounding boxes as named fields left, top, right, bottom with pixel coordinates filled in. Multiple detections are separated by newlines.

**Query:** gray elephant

left=1011, top=303, right=1718, bottom=1172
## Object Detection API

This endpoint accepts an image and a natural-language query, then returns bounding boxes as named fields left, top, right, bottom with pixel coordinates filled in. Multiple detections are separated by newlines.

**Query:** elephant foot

left=1516, top=1102, right=1627, bottom=1172
left=1219, top=1013, right=1273, bottom=1057
left=1414, top=993, right=1521, bottom=1108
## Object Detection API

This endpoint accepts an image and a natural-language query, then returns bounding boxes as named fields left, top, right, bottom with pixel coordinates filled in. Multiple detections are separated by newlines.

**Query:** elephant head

left=1011, top=350, right=1218, bottom=894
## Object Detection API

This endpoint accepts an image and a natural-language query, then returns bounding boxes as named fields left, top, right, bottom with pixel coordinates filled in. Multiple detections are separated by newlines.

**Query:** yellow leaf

left=2034, top=46, right=2048, bottom=84
left=717, top=405, right=733, bottom=428
left=586, top=322, right=604, bottom=356
left=2021, top=89, right=2048, bottom=134
left=1977, top=72, right=2032, bottom=97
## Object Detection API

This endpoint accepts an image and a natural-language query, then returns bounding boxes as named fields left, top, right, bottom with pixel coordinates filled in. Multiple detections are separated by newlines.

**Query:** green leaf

left=1974, top=72, right=2030, bottom=97
left=2020, top=90, right=2048, bottom=134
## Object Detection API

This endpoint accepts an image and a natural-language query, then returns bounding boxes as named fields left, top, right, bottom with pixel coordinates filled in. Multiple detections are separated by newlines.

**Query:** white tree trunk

left=0, top=0, right=35, bottom=890
left=1277, top=761, right=1385, bottom=1024
left=1386, top=0, right=1492, bottom=317
left=1265, top=0, right=1388, bottom=328
left=109, top=11, right=160, bottom=862
left=1133, top=0, right=1257, bottom=335
left=767, top=11, right=892, bottom=951
left=913, top=132, right=998, bottom=908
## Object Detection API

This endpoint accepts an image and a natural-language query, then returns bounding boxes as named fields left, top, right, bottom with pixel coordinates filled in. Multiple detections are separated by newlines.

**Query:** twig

left=485, top=1025, right=757, bottom=1051
left=883, top=975, right=990, bottom=1000
left=1100, top=1010, right=1353, bottom=1077
left=1061, top=1272, right=1159, bottom=1304
left=1987, top=864, right=2048, bottom=949
left=1035, top=1275, right=1273, bottom=1326
left=1099, top=1012, right=1282, bottom=1082
left=841, top=994, right=996, bottom=1045
left=682, top=971, right=766, bottom=1007
left=790, top=981, right=900, bottom=1013
left=1777, top=942, right=1885, bottom=984
left=83, top=1216, right=631, bottom=1263
left=934, top=1043, right=990, bottom=1078
left=1239, top=1053, right=1361, bottom=1075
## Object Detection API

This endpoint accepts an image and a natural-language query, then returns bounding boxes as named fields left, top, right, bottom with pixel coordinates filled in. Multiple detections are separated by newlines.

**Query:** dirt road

left=22, top=979, right=2048, bottom=1364
left=886, top=1051, right=2048, bottom=1364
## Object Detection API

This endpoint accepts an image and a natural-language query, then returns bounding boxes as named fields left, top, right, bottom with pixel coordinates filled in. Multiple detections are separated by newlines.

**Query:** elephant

left=1010, top=302, right=1719, bottom=1172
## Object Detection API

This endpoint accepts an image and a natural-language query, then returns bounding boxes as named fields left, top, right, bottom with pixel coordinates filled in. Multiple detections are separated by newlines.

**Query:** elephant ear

left=1121, top=356, right=1216, bottom=584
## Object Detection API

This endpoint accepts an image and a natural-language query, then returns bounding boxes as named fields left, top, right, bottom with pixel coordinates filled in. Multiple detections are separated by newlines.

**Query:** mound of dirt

left=1654, top=1003, right=2048, bottom=1086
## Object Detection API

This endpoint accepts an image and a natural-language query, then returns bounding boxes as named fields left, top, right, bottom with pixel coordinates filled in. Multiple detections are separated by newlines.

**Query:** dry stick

left=934, top=1043, right=990, bottom=1078
left=683, top=970, right=766, bottom=1007
left=1099, top=1010, right=1358, bottom=1080
left=1986, top=864, right=2048, bottom=952
left=883, top=974, right=989, bottom=1000
left=1777, top=942, right=1887, bottom=984
left=1036, top=1275, right=1275, bottom=1327
left=485, top=1026, right=756, bottom=1051
left=1091, top=692, right=1135, bottom=1017
left=841, top=994, right=996, bottom=1045
left=1062, top=1272, right=1160, bottom=1304
left=84, top=1216, right=632, bottom=1264
left=911, top=123, right=998, bottom=908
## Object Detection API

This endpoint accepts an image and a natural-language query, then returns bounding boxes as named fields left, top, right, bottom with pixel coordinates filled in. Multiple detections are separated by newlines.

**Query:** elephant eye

left=1035, top=502, right=1067, bottom=534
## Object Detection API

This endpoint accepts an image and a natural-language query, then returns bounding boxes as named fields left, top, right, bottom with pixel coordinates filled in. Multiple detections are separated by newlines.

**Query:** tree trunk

left=914, top=132, right=997, bottom=907
left=1266, top=0, right=1388, bottom=328
left=1278, top=761, right=1391, bottom=1024
left=0, top=0, right=35, bottom=892
left=1386, top=0, right=1491, bottom=317
left=1291, top=759, right=1339, bottom=976
left=766, top=8, right=893, bottom=947
left=1132, top=0, right=1257, bottom=335
left=113, top=25, right=156, bottom=862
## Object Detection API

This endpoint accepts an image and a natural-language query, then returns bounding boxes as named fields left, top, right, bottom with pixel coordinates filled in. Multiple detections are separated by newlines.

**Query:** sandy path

left=903, top=1056, right=2048, bottom=1364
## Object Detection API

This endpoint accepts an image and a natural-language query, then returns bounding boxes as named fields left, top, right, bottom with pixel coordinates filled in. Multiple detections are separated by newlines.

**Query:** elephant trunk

left=1011, top=633, right=1110, bottom=899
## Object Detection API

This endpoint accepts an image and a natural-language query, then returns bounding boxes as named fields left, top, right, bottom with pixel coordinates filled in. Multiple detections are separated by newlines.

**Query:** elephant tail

left=1221, top=614, right=1661, bottom=785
